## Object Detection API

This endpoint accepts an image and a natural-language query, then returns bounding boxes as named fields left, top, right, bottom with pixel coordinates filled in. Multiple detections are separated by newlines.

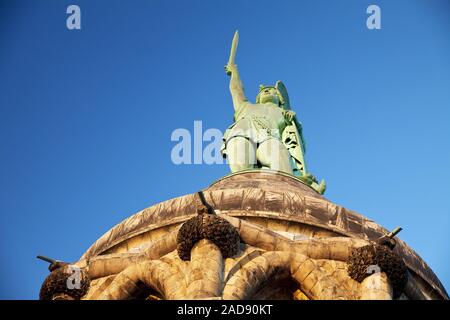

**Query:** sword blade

left=227, top=30, right=239, bottom=66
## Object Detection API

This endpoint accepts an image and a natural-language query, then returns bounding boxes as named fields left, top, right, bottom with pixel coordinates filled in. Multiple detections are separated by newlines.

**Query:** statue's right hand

left=225, top=64, right=237, bottom=76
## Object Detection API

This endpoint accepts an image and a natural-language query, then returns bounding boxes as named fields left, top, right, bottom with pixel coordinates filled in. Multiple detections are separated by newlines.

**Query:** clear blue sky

left=0, top=0, right=449, bottom=299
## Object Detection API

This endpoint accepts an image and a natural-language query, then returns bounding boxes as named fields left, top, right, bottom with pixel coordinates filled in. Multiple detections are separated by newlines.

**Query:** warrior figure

left=221, top=31, right=325, bottom=194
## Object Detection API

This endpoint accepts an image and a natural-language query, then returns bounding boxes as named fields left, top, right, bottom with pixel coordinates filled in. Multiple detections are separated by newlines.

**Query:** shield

left=277, top=81, right=326, bottom=194
left=276, top=80, right=307, bottom=175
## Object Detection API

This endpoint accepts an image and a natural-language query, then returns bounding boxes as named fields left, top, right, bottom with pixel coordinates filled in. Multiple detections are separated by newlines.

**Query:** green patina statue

left=221, top=31, right=326, bottom=194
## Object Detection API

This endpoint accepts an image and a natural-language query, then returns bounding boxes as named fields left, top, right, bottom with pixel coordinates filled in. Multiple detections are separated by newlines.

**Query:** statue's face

left=258, top=87, right=279, bottom=105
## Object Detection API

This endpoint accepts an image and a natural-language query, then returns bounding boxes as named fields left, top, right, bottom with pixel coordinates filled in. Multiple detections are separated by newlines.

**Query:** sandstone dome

left=40, top=171, right=448, bottom=300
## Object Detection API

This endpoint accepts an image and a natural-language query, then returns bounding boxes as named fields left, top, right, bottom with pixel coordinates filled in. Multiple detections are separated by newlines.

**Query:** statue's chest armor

left=223, top=103, right=286, bottom=144
left=238, top=103, right=285, bottom=130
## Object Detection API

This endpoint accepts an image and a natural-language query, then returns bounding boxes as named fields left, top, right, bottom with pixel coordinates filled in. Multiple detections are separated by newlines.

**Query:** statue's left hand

left=284, top=110, right=296, bottom=123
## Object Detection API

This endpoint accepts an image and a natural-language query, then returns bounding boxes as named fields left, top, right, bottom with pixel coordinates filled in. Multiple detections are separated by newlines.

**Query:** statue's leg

left=226, top=136, right=257, bottom=172
left=257, top=138, right=293, bottom=175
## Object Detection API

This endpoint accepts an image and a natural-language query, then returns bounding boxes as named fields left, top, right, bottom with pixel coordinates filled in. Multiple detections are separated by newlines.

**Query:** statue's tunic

left=221, top=101, right=287, bottom=156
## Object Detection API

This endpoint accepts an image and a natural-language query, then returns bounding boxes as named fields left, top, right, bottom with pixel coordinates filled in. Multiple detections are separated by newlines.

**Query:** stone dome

left=40, top=171, right=448, bottom=300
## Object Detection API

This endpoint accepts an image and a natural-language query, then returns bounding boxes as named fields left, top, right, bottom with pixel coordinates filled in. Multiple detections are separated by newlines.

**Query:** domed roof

left=81, top=170, right=448, bottom=299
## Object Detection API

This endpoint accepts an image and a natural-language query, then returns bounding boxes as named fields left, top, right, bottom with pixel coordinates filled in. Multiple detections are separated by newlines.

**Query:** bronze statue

left=221, top=31, right=325, bottom=194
